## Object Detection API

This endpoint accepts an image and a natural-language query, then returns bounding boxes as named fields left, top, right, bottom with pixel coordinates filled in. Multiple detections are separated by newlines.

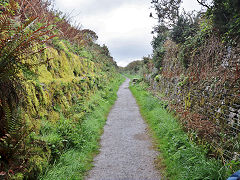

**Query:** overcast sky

left=53, top=0, right=202, bottom=67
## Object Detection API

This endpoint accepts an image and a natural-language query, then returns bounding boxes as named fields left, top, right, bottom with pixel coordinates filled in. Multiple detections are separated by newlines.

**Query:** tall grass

left=130, top=82, right=229, bottom=180
left=39, top=75, right=125, bottom=180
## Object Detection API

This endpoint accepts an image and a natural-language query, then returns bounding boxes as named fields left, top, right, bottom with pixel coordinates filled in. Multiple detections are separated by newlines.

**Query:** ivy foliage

left=209, top=0, right=240, bottom=43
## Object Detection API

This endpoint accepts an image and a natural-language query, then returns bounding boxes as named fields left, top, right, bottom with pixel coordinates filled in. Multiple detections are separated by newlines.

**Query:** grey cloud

left=55, top=0, right=154, bottom=67
left=75, top=0, right=147, bottom=15
left=108, top=37, right=152, bottom=62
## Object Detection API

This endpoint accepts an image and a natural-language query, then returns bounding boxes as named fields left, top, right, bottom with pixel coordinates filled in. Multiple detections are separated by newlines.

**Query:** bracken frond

left=2, top=99, right=12, bottom=132
left=0, top=14, right=12, bottom=32
left=9, top=0, right=18, bottom=13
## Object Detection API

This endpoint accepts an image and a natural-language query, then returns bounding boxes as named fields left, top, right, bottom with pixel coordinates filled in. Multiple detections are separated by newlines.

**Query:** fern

left=0, top=0, right=56, bottom=82
left=7, top=111, right=21, bottom=135
left=0, top=1, right=55, bottom=171
left=2, top=99, right=11, bottom=129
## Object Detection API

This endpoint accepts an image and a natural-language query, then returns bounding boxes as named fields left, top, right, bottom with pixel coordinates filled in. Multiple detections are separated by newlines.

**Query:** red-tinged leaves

left=0, top=171, right=6, bottom=176
left=32, top=23, right=50, bottom=34
left=8, top=169, right=14, bottom=174
left=46, top=35, right=57, bottom=40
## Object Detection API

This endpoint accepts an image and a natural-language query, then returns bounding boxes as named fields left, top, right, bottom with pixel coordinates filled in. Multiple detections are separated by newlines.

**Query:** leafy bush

left=177, top=18, right=213, bottom=68
left=210, top=0, right=240, bottom=41
left=151, top=30, right=167, bottom=69
left=123, top=60, right=144, bottom=75
left=170, top=13, right=199, bottom=44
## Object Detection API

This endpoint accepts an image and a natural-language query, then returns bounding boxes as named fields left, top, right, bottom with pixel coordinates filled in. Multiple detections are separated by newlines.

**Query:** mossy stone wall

left=147, top=39, right=240, bottom=161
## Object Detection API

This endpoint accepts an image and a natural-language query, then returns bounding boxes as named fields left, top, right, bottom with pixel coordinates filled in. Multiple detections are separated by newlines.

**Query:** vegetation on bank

left=149, top=0, right=240, bottom=70
left=39, top=75, right=125, bottom=180
left=123, top=0, right=240, bottom=169
left=0, top=0, right=121, bottom=179
left=130, top=81, right=230, bottom=180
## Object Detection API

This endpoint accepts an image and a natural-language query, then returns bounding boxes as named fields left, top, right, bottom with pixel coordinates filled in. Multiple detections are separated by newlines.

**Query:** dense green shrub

left=151, top=29, right=167, bottom=69
left=177, top=17, right=213, bottom=68
left=202, top=0, right=240, bottom=43
left=211, top=0, right=240, bottom=32
left=123, top=60, right=143, bottom=75
left=170, top=13, right=199, bottom=44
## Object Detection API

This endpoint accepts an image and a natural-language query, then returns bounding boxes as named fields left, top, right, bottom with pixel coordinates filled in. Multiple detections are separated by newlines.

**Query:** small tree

left=170, top=11, right=200, bottom=44
left=150, top=0, right=182, bottom=27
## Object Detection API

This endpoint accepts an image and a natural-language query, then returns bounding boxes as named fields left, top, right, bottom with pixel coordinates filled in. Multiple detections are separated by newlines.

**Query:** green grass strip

left=130, top=82, right=228, bottom=180
left=39, top=75, right=125, bottom=180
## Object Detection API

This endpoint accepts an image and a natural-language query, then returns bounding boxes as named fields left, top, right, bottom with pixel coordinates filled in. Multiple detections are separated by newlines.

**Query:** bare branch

left=196, top=0, right=211, bottom=9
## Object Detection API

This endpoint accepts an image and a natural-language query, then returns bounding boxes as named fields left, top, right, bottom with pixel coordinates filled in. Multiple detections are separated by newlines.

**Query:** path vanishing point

left=86, top=79, right=161, bottom=180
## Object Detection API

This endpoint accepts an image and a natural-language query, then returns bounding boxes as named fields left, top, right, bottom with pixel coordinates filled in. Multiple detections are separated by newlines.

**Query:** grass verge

left=130, top=81, right=229, bottom=180
left=38, top=75, right=125, bottom=180
left=122, top=73, right=142, bottom=80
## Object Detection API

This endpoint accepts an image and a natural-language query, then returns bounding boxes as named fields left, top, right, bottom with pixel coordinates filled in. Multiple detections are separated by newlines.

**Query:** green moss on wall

left=3, top=39, right=120, bottom=179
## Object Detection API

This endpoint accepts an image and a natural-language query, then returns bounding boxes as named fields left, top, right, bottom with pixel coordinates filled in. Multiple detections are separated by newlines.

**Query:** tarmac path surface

left=86, top=78, right=161, bottom=180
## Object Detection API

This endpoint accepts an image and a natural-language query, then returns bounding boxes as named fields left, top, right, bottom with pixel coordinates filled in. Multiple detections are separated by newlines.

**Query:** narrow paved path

left=86, top=79, right=161, bottom=180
